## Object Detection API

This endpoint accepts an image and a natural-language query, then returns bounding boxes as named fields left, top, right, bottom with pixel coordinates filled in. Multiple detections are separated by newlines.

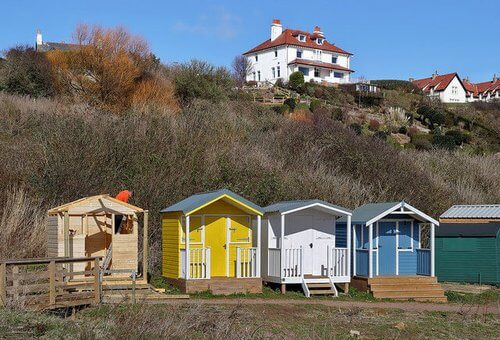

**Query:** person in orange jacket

left=116, top=190, right=133, bottom=203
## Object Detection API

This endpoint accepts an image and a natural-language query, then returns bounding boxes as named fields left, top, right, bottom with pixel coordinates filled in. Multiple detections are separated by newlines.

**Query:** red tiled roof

left=475, top=79, right=500, bottom=95
left=463, top=79, right=479, bottom=98
left=244, top=28, right=352, bottom=56
left=288, top=58, right=354, bottom=73
left=412, top=73, right=460, bottom=93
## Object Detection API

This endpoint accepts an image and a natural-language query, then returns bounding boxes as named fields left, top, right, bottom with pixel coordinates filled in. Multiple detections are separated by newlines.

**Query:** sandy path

left=129, top=298, right=500, bottom=314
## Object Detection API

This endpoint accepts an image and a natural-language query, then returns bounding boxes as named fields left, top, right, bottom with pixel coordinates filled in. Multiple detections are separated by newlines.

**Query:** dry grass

left=0, top=93, right=498, bottom=269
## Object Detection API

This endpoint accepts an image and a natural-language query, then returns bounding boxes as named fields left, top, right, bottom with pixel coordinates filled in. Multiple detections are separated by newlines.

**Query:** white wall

left=439, top=76, right=466, bottom=103
left=246, top=44, right=351, bottom=84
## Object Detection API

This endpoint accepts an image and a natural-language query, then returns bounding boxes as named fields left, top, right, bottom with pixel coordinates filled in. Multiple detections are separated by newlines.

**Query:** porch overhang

left=288, top=58, right=354, bottom=73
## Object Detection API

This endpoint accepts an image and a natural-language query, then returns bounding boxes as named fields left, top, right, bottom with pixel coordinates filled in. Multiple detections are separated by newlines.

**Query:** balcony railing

left=180, top=248, right=211, bottom=279
left=327, top=246, right=349, bottom=278
left=236, top=247, right=258, bottom=278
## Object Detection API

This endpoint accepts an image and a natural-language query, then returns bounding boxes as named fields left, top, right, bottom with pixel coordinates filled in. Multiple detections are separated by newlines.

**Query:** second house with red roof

left=243, top=19, right=353, bottom=85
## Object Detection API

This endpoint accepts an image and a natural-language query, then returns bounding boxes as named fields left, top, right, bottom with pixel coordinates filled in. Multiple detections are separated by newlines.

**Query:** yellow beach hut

left=161, top=189, right=263, bottom=294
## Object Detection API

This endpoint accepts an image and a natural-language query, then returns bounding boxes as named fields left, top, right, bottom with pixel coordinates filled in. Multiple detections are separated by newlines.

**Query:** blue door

left=378, top=222, right=397, bottom=275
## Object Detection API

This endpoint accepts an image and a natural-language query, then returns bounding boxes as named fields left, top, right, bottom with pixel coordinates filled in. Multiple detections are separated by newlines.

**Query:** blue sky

left=1, top=0, right=499, bottom=82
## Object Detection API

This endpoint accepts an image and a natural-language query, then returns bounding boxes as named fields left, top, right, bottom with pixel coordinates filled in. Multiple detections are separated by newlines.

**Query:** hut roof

left=264, top=200, right=351, bottom=216
left=48, top=194, right=144, bottom=214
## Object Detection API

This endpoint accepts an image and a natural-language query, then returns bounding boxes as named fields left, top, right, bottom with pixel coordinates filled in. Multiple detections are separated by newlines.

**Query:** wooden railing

left=0, top=257, right=102, bottom=310
left=180, top=248, right=211, bottom=279
left=236, top=247, right=258, bottom=278
left=417, top=249, right=431, bottom=276
left=327, top=247, right=349, bottom=278
left=283, top=247, right=303, bottom=278
left=268, top=248, right=281, bottom=277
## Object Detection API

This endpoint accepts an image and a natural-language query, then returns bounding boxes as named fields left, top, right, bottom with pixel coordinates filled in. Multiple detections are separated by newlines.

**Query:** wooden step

left=304, top=275, right=329, bottom=279
left=370, top=284, right=444, bottom=292
left=373, top=290, right=445, bottom=299
left=368, top=276, right=437, bottom=284
left=309, top=289, right=337, bottom=295
left=307, top=283, right=333, bottom=289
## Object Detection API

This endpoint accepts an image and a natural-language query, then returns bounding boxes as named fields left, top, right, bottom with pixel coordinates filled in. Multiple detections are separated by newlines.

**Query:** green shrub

left=372, top=79, right=421, bottom=93
left=172, top=59, right=233, bottom=104
left=295, top=102, right=310, bottom=111
left=398, top=126, right=408, bottom=134
left=310, top=99, right=321, bottom=112
left=289, top=71, right=304, bottom=90
left=374, top=131, right=388, bottom=140
left=272, top=104, right=289, bottom=115
left=349, top=123, right=362, bottom=135
left=445, top=130, right=470, bottom=145
left=432, top=134, right=456, bottom=150
left=283, top=98, right=296, bottom=111
left=413, top=139, right=432, bottom=151
left=0, top=45, right=55, bottom=97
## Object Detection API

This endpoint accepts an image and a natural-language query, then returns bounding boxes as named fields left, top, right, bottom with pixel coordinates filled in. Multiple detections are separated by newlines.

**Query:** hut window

left=114, top=215, right=133, bottom=234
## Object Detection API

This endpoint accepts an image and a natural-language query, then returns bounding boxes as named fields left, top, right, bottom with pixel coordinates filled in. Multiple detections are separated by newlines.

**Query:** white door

left=284, top=215, right=313, bottom=275
left=312, top=216, right=336, bottom=276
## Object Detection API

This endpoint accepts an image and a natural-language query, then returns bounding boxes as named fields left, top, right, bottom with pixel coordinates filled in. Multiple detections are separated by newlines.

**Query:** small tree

left=0, top=45, right=55, bottom=97
left=289, top=71, right=304, bottom=90
left=231, top=55, right=252, bottom=87
left=283, top=98, right=296, bottom=111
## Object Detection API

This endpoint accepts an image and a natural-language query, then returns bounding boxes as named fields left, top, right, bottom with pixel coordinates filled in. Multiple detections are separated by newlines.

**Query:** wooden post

left=430, top=223, right=435, bottom=277
left=368, top=224, right=373, bottom=278
left=143, top=211, right=149, bottom=282
left=346, top=215, right=352, bottom=278
left=280, top=283, right=286, bottom=294
left=0, top=263, right=6, bottom=307
left=132, top=271, right=136, bottom=304
left=12, top=265, right=19, bottom=302
left=185, top=216, right=190, bottom=280
left=63, top=211, right=70, bottom=280
left=49, top=261, right=56, bottom=306
left=93, top=258, right=101, bottom=305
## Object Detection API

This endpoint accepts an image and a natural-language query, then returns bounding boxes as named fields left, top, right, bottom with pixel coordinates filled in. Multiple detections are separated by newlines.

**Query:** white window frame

left=317, top=38, right=324, bottom=45
left=298, top=34, right=306, bottom=42
left=296, top=50, right=303, bottom=58
left=271, top=67, right=276, bottom=79
left=274, top=49, right=278, bottom=58
left=255, top=55, right=258, bottom=62
left=395, top=220, right=414, bottom=252
left=277, top=66, right=281, bottom=78
left=257, top=71, right=261, bottom=81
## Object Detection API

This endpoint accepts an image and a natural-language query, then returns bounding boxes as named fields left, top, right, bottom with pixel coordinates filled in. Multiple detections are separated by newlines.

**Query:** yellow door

left=205, top=216, right=227, bottom=277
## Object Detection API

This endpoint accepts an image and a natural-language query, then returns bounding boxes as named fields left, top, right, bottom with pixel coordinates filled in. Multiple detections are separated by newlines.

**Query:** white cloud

left=172, top=6, right=240, bottom=41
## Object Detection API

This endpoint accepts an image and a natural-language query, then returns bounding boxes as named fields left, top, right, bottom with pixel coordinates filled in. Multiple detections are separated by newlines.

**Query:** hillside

left=0, top=25, right=499, bottom=270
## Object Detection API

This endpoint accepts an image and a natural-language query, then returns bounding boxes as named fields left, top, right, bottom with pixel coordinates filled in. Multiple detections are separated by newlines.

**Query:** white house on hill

left=411, top=72, right=467, bottom=103
left=243, top=19, right=353, bottom=85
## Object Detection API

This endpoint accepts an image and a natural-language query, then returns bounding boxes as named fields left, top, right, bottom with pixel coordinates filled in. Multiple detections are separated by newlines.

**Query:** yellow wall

left=162, top=199, right=256, bottom=279
left=162, top=212, right=181, bottom=278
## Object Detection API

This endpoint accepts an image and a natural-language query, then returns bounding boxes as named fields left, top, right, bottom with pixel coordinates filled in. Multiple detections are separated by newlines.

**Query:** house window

left=277, top=66, right=281, bottom=78
left=274, top=49, right=278, bottom=58
left=317, top=38, right=324, bottom=45
left=332, top=56, right=338, bottom=64
left=315, top=50, right=322, bottom=60
left=255, top=55, right=258, bottom=62
left=257, top=71, right=261, bottom=81
left=271, top=67, right=276, bottom=78
left=252, top=72, right=256, bottom=81
left=314, top=68, right=320, bottom=78
left=296, top=50, right=303, bottom=58
left=298, top=34, right=306, bottom=42
left=298, top=66, right=309, bottom=76
left=334, top=72, right=343, bottom=78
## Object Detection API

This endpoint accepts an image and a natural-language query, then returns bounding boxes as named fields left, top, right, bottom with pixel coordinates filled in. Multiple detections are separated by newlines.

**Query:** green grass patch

left=445, top=289, right=500, bottom=305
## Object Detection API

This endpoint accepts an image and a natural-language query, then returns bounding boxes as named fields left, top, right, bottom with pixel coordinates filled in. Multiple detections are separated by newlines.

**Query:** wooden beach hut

left=437, top=204, right=500, bottom=285
left=341, top=201, right=446, bottom=301
left=161, top=189, right=264, bottom=294
left=47, top=194, right=148, bottom=284
left=261, top=200, right=352, bottom=297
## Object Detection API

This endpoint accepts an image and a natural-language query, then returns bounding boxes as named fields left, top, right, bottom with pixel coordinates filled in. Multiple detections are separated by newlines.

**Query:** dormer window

left=298, top=34, right=306, bottom=42
left=317, top=38, right=324, bottom=45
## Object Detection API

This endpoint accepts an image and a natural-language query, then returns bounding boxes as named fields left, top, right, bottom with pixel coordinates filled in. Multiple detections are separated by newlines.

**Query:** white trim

left=257, top=215, right=261, bottom=277
left=185, top=215, right=190, bottom=280
left=396, top=221, right=414, bottom=252
left=430, top=223, right=435, bottom=277
left=281, top=203, right=352, bottom=217
left=368, top=223, right=373, bottom=278
left=226, top=216, right=230, bottom=277
left=352, top=224, right=356, bottom=276
left=418, top=223, right=422, bottom=249
left=346, top=215, right=351, bottom=278
left=395, top=221, right=399, bottom=275
left=376, top=222, right=379, bottom=276
left=365, top=201, right=439, bottom=226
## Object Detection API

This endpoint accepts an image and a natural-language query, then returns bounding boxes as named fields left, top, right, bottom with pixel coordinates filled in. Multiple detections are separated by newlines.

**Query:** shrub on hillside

left=0, top=45, right=55, bottom=97
left=283, top=98, right=296, bottom=111
left=368, top=119, right=380, bottom=131
left=373, top=79, right=421, bottom=93
left=398, top=126, right=408, bottom=134
left=412, top=139, right=432, bottom=151
left=432, top=134, right=456, bottom=150
left=46, top=24, right=178, bottom=114
left=445, top=130, right=470, bottom=146
left=289, top=71, right=304, bottom=90
left=272, top=104, right=289, bottom=115
left=171, top=59, right=233, bottom=104
left=310, top=99, right=321, bottom=112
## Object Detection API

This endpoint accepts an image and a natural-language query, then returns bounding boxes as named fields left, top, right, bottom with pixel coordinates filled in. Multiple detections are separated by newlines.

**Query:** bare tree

left=231, top=55, right=252, bottom=87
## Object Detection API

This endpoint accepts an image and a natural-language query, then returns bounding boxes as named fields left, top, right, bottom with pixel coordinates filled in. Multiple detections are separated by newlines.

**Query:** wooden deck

left=167, top=277, right=262, bottom=295
left=0, top=257, right=102, bottom=310
left=351, top=276, right=447, bottom=302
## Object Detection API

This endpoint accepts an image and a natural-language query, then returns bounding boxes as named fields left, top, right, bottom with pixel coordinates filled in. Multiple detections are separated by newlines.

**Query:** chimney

left=409, top=77, right=415, bottom=82
left=432, top=71, right=438, bottom=79
left=463, top=76, right=469, bottom=82
left=314, top=26, right=324, bottom=38
left=271, top=19, right=282, bottom=41
left=36, top=29, right=43, bottom=46
left=493, top=74, right=497, bottom=82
